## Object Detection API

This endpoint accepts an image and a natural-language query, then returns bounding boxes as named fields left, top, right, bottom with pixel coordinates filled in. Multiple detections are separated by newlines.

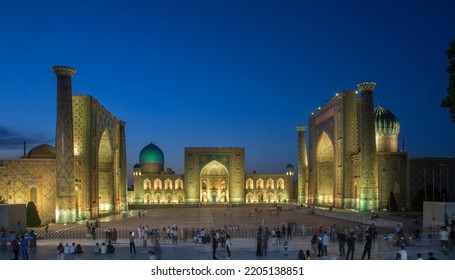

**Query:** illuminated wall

left=0, top=67, right=128, bottom=224
left=306, top=83, right=406, bottom=211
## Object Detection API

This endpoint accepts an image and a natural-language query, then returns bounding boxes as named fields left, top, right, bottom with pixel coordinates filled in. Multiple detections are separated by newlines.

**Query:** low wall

left=297, top=208, right=402, bottom=229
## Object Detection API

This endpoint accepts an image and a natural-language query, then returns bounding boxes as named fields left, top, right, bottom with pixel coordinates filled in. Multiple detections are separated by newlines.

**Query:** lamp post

left=438, top=163, right=445, bottom=201
left=424, top=168, right=427, bottom=201
left=74, top=179, right=81, bottom=218
left=432, top=168, right=435, bottom=201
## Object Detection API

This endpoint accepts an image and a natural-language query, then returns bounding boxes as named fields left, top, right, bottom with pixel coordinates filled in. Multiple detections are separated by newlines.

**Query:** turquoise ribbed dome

left=374, top=104, right=400, bottom=136
left=139, top=142, right=164, bottom=164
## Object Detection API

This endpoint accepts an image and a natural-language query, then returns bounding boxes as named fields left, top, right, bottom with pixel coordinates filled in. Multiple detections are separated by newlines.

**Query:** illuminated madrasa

left=0, top=66, right=128, bottom=223
left=297, top=82, right=408, bottom=211
left=0, top=72, right=422, bottom=225
left=130, top=146, right=295, bottom=204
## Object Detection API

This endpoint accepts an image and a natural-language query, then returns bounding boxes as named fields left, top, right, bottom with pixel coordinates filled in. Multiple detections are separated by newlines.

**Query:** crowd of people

left=3, top=209, right=455, bottom=260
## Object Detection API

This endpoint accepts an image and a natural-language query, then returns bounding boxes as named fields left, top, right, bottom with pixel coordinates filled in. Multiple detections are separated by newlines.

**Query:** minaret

left=118, top=121, right=128, bottom=212
left=53, top=66, right=76, bottom=223
left=358, top=82, right=378, bottom=211
left=296, top=126, right=308, bottom=204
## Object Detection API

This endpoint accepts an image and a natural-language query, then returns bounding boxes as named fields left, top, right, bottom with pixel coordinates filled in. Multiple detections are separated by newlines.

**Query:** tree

left=26, top=201, right=41, bottom=227
left=441, top=39, right=455, bottom=123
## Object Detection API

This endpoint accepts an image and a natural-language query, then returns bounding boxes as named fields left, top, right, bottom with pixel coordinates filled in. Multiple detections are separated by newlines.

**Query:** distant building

left=129, top=146, right=294, bottom=204
left=0, top=66, right=128, bottom=223
left=408, top=158, right=455, bottom=202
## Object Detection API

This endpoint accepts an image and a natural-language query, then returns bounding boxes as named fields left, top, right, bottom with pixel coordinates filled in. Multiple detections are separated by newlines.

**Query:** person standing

left=225, top=234, right=232, bottom=259
left=142, top=227, right=149, bottom=249
left=129, top=231, right=136, bottom=254
left=337, top=230, right=347, bottom=258
left=262, top=233, right=269, bottom=256
left=301, top=224, right=307, bottom=239
left=281, top=224, right=286, bottom=240
left=311, top=235, right=318, bottom=258
left=439, top=226, right=449, bottom=251
left=212, top=234, right=218, bottom=259
left=345, top=232, right=356, bottom=260
left=20, top=236, right=29, bottom=260
left=321, top=231, right=329, bottom=256
left=271, top=228, right=276, bottom=245
left=172, top=227, right=178, bottom=245
left=91, top=225, right=96, bottom=240
left=287, top=224, right=292, bottom=239
left=11, top=237, right=19, bottom=260
left=112, top=228, right=117, bottom=244
left=255, top=233, right=262, bottom=256
left=276, top=228, right=282, bottom=245
left=361, top=233, right=373, bottom=260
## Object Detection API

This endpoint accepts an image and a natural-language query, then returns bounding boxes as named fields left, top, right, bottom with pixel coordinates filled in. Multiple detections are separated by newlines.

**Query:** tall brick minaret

left=52, top=66, right=76, bottom=223
left=296, top=125, right=308, bottom=204
left=358, top=82, right=378, bottom=211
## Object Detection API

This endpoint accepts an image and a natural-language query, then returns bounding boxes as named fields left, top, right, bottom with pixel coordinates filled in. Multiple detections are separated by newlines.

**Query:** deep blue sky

left=1, top=0, right=454, bottom=179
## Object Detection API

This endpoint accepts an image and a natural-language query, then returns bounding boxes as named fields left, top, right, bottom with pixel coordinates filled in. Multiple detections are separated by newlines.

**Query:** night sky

left=1, top=0, right=454, bottom=180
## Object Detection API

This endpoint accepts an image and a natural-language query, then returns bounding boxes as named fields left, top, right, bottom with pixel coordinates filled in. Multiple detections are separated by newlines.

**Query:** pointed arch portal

left=200, top=160, right=229, bottom=203
left=316, top=131, right=335, bottom=205
left=98, top=128, right=114, bottom=213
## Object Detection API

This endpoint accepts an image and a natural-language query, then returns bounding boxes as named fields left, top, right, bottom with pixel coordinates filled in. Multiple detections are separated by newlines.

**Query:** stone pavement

left=0, top=206, right=453, bottom=260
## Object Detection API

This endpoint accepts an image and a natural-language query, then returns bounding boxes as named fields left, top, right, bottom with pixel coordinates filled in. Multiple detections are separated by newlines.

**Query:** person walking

left=225, top=234, right=232, bottom=259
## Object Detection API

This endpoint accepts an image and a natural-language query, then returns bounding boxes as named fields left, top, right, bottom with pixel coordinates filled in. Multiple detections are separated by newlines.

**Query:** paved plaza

left=0, top=206, right=453, bottom=260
